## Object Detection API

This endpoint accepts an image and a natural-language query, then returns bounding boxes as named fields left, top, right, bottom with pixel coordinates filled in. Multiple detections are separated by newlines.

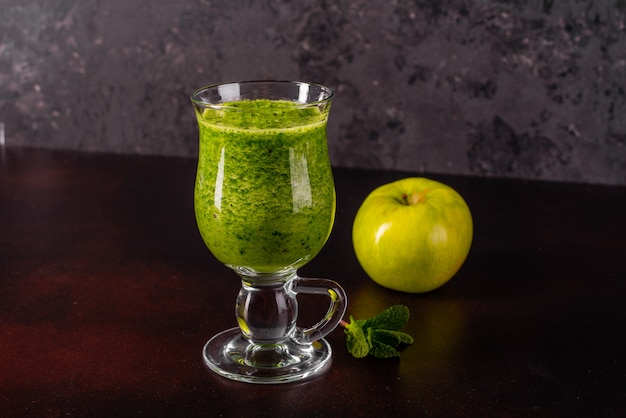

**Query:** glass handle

left=291, top=277, right=347, bottom=344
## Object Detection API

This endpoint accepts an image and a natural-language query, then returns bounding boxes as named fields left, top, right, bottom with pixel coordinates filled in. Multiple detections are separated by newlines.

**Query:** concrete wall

left=1, top=0, right=625, bottom=184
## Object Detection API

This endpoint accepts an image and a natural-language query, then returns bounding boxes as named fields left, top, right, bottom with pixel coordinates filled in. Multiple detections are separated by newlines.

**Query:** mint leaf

left=369, top=338, right=401, bottom=359
left=342, top=305, right=414, bottom=359
left=344, top=317, right=370, bottom=358
left=371, top=329, right=414, bottom=347
left=358, top=305, right=410, bottom=331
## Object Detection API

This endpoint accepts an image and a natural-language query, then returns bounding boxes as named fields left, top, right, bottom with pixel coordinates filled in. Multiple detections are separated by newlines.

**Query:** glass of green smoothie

left=191, top=81, right=347, bottom=384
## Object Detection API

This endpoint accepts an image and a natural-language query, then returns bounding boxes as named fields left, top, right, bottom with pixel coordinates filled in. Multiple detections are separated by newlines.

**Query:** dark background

left=1, top=0, right=625, bottom=185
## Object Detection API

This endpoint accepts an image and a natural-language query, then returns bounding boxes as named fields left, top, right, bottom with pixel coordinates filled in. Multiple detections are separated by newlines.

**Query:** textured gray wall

left=1, top=0, right=625, bottom=184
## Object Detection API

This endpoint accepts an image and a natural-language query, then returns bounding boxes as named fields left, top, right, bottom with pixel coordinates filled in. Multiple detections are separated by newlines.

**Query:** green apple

left=352, top=177, right=473, bottom=293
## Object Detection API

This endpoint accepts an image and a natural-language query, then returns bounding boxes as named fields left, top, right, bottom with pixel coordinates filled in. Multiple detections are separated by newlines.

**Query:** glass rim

left=190, top=80, right=334, bottom=110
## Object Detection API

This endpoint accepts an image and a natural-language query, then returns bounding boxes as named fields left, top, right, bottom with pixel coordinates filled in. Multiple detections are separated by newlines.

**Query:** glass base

left=202, top=327, right=333, bottom=384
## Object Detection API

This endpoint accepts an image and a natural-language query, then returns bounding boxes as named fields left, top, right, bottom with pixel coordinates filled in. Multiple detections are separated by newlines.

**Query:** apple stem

left=402, top=191, right=423, bottom=205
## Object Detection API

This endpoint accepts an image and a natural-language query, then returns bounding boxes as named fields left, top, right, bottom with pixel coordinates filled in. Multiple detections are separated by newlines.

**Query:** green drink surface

left=194, top=99, right=335, bottom=273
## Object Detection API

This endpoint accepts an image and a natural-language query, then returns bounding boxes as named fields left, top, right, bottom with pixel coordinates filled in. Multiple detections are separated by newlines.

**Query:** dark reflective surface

left=1, top=147, right=625, bottom=417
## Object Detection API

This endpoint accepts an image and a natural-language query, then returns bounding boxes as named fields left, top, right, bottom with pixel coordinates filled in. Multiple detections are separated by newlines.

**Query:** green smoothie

left=194, top=99, right=335, bottom=274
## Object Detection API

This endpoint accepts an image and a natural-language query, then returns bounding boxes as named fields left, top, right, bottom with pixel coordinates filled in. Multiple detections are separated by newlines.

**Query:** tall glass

left=191, top=81, right=347, bottom=384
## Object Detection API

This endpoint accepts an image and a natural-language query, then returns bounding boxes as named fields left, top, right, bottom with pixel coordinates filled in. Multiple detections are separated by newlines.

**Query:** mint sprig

left=341, top=305, right=414, bottom=359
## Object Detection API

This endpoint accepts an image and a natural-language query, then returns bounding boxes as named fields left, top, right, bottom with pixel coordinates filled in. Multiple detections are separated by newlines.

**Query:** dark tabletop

left=1, top=146, right=625, bottom=417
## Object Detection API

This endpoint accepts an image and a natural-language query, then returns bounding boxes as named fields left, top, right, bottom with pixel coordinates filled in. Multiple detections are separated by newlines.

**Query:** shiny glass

left=191, top=81, right=347, bottom=384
